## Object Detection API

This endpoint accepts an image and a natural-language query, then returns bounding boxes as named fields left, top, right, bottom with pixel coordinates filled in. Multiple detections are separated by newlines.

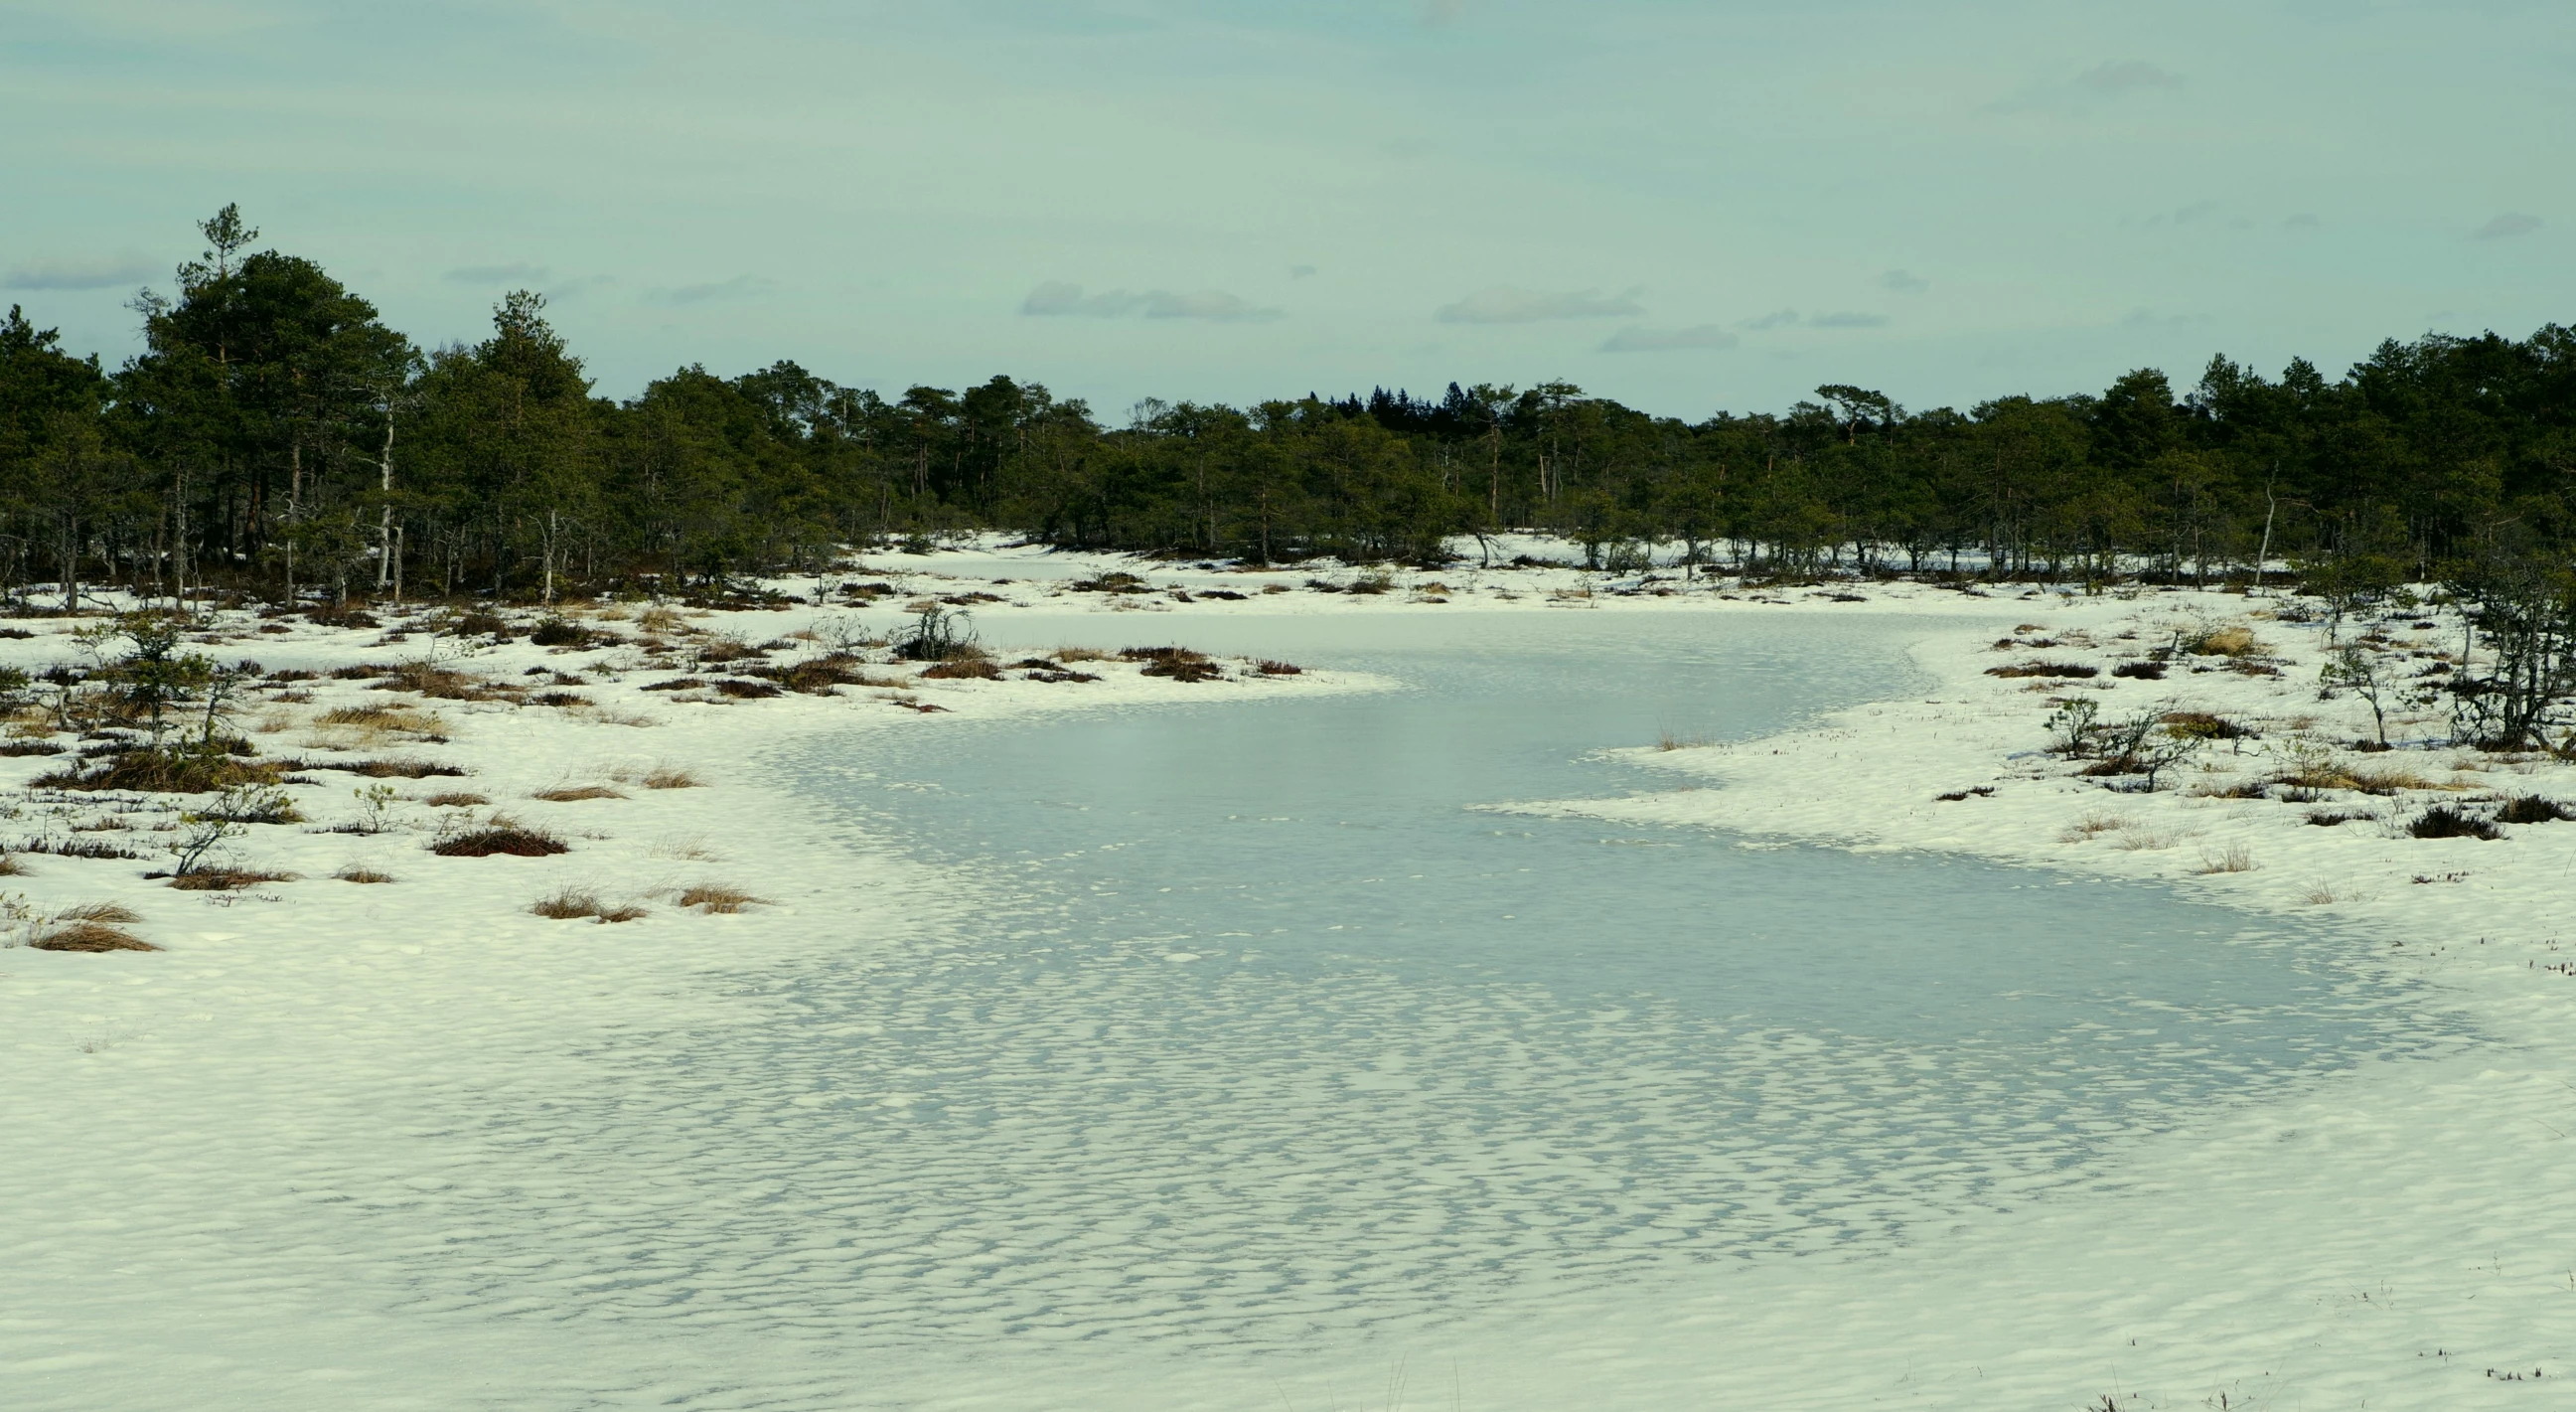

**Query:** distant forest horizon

left=3, top=207, right=2573, bottom=607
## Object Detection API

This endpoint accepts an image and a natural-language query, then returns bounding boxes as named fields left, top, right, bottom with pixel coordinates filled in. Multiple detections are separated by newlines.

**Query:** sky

left=3, top=0, right=2570, bottom=420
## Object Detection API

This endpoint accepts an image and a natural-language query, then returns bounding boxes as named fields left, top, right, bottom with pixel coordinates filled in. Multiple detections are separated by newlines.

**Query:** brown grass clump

left=530, top=887, right=647, bottom=923
left=636, top=605, right=687, bottom=634
left=423, top=791, right=489, bottom=807
left=761, top=654, right=881, bottom=694
left=1986, top=661, right=2099, bottom=679
left=32, top=921, right=158, bottom=952
left=677, top=883, right=765, bottom=914
left=1124, top=646, right=1224, bottom=682
left=640, top=766, right=701, bottom=790
left=36, top=745, right=283, bottom=794
left=374, top=660, right=505, bottom=701
left=1053, top=646, right=1114, bottom=662
left=168, top=868, right=297, bottom=890
left=711, top=678, right=785, bottom=698
left=920, top=657, right=1003, bottom=680
left=2409, top=805, right=2500, bottom=841
left=2499, top=795, right=2574, bottom=824
left=335, top=863, right=396, bottom=883
left=56, top=901, right=141, bottom=923
left=316, top=704, right=427, bottom=731
left=1254, top=660, right=1302, bottom=676
left=433, top=817, right=569, bottom=858
left=530, top=784, right=626, bottom=802
left=2189, top=624, right=2264, bottom=658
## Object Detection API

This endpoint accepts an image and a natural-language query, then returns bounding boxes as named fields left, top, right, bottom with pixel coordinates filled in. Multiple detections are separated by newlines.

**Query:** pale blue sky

left=4, top=1, right=2568, bottom=417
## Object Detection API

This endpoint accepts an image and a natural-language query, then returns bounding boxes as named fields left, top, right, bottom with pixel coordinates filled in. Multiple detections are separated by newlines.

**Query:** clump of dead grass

left=2195, top=843, right=2258, bottom=873
left=423, top=791, right=489, bottom=808
left=433, top=815, right=569, bottom=858
left=168, top=867, right=298, bottom=891
left=335, top=863, right=396, bottom=883
left=677, top=882, right=766, bottom=914
left=530, top=886, right=647, bottom=923
left=530, top=784, right=627, bottom=803
left=56, top=901, right=141, bottom=923
left=640, top=766, right=700, bottom=790
left=32, top=920, right=158, bottom=952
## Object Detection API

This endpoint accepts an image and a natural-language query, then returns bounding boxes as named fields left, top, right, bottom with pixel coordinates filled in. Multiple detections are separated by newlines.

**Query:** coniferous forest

left=6, top=207, right=2575, bottom=608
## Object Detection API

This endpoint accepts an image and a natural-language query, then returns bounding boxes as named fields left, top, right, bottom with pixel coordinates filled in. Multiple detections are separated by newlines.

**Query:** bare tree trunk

left=375, top=412, right=397, bottom=591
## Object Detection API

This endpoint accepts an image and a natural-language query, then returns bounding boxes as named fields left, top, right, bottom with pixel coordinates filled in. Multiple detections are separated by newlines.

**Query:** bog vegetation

left=5, top=205, right=2576, bottom=621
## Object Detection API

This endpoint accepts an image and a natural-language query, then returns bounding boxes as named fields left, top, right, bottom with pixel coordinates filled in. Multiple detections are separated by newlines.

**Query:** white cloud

left=1806, top=311, right=1889, bottom=329
left=1434, top=285, right=1643, bottom=324
left=1879, top=268, right=1928, bottom=294
left=2474, top=213, right=2542, bottom=239
left=1600, top=324, right=1739, bottom=353
left=1739, top=308, right=1800, bottom=331
left=1020, top=281, right=1282, bottom=322
left=647, top=275, right=775, bottom=306
left=3, top=251, right=157, bottom=290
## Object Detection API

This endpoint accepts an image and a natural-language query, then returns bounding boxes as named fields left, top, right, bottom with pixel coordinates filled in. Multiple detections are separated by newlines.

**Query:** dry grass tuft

left=423, top=791, right=489, bottom=808
left=335, top=863, right=396, bottom=883
left=1053, top=646, right=1114, bottom=663
left=530, top=784, right=627, bottom=803
left=32, top=921, right=158, bottom=952
left=169, top=868, right=297, bottom=890
left=530, top=886, right=647, bottom=922
left=1656, top=729, right=1713, bottom=751
left=678, top=882, right=766, bottom=914
left=2111, top=830, right=2176, bottom=852
left=2299, top=880, right=2344, bottom=905
left=56, top=901, right=141, bottom=923
left=649, top=835, right=721, bottom=861
left=433, top=816, right=569, bottom=858
left=2058, top=813, right=2129, bottom=842
left=2195, top=843, right=2258, bottom=873
left=640, top=766, right=701, bottom=790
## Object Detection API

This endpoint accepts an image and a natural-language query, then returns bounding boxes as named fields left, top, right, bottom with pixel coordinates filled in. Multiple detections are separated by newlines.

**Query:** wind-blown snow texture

left=4, top=542, right=2570, bottom=1410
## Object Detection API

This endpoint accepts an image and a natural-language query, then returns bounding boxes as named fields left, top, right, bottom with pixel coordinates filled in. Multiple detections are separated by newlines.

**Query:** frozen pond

left=741, top=612, right=2457, bottom=1350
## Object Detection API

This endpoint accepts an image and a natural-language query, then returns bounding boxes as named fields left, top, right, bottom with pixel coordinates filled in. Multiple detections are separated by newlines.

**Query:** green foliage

left=3, top=205, right=2576, bottom=609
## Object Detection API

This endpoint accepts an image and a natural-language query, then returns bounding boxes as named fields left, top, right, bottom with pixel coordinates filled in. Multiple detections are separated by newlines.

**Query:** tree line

left=4, top=205, right=2574, bottom=609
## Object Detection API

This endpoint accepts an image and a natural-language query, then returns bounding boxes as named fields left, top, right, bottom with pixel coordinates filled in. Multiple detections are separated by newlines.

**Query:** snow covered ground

left=3, top=541, right=2570, bottom=1409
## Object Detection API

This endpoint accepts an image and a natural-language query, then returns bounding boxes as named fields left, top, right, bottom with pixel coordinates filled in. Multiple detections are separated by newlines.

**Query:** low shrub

left=167, top=867, right=295, bottom=890
left=1254, top=660, right=1302, bottom=676
left=531, top=784, right=625, bottom=802
left=1987, top=661, right=2099, bottom=679
left=920, top=658, right=1002, bottom=680
left=2195, top=843, right=2259, bottom=873
left=711, top=678, right=784, bottom=698
left=433, top=817, right=569, bottom=857
left=640, top=766, right=701, bottom=789
left=1070, top=571, right=1148, bottom=593
left=642, top=678, right=706, bottom=692
left=15, top=836, right=148, bottom=861
left=1124, top=646, right=1223, bottom=682
left=1022, top=668, right=1102, bottom=684
left=2161, top=710, right=2254, bottom=740
left=2500, top=795, right=2574, bottom=824
left=530, top=691, right=590, bottom=707
left=35, top=743, right=284, bottom=794
left=2409, top=805, right=2500, bottom=841
left=530, top=619, right=592, bottom=647
left=335, top=863, right=396, bottom=883
left=2306, top=808, right=2374, bottom=827
left=374, top=661, right=505, bottom=701
left=0, top=739, right=64, bottom=756
left=422, top=790, right=490, bottom=807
